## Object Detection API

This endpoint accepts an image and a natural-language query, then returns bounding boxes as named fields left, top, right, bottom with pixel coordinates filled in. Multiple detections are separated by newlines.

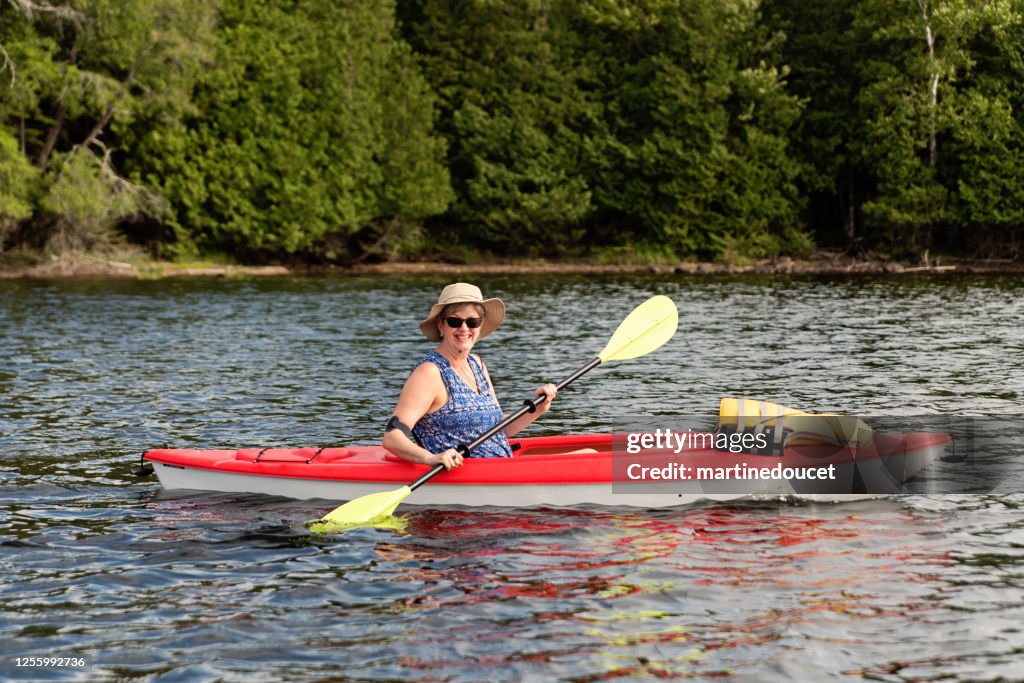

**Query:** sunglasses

left=445, top=316, right=483, bottom=329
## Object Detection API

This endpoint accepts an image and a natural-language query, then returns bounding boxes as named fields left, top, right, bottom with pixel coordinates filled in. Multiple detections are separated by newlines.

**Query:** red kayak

left=144, top=431, right=951, bottom=508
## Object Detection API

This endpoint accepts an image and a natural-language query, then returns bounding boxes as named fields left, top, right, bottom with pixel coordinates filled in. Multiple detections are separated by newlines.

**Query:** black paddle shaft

left=407, top=356, right=603, bottom=491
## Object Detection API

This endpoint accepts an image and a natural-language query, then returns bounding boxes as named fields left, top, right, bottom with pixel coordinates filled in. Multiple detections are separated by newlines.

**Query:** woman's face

left=438, top=304, right=485, bottom=352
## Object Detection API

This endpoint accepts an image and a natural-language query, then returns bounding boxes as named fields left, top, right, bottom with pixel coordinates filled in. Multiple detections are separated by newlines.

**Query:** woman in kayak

left=383, top=282, right=557, bottom=470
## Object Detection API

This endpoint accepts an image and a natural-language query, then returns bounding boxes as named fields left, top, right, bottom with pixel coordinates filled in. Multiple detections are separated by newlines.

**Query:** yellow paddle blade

left=597, top=295, right=678, bottom=363
left=306, top=511, right=408, bottom=535
left=305, top=485, right=412, bottom=534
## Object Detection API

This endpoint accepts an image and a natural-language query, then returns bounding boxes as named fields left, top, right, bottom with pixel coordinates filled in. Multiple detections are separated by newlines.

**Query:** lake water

left=1, top=274, right=1022, bottom=681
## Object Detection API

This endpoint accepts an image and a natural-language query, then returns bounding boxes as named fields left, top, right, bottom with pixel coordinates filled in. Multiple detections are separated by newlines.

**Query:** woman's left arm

left=504, top=382, right=557, bottom=437
left=479, top=356, right=557, bottom=438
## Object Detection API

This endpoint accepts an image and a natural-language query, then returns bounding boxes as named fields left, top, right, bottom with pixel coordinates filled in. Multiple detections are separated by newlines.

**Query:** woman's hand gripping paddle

left=306, top=295, right=679, bottom=534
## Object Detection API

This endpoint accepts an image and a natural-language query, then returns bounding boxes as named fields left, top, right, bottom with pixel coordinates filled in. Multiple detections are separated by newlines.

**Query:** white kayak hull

left=151, top=459, right=930, bottom=508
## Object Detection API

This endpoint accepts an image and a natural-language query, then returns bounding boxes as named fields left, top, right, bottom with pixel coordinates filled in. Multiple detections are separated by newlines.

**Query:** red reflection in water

left=683, top=506, right=951, bottom=589
left=366, top=503, right=954, bottom=678
left=145, top=497, right=255, bottom=541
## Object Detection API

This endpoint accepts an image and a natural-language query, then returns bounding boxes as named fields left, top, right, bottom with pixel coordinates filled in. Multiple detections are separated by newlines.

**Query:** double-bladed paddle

left=306, top=294, right=679, bottom=534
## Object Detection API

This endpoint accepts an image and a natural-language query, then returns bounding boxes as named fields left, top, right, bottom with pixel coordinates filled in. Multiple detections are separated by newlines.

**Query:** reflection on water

left=1, top=274, right=1023, bottom=680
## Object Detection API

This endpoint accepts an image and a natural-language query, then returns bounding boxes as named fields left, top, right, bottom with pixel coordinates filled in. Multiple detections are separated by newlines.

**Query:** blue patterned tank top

left=412, top=351, right=513, bottom=458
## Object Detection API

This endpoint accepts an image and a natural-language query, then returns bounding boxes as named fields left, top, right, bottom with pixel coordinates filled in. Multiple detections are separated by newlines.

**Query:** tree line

left=1, top=0, right=1022, bottom=264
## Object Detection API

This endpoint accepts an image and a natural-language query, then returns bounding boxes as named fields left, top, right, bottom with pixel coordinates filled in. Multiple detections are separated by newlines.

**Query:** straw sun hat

left=419, top=283, right=505, bottom=342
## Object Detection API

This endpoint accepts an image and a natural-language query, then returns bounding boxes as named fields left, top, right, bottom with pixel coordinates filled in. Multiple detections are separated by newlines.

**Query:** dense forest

left=2, top=0, right=1023, bottom=264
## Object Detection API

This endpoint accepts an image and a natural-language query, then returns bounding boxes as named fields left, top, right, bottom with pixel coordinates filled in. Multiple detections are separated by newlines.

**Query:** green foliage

left=404, top=0, right=593, bottom=255
left=952, top=95, right=1024, bottom=237
left=945, top=2, right=1024, bottom=255
left=571, top=0, right=807, bottom=258
left=0, top=0, right=453, bottom=260
left=128, top=0, right=452, bottom=260
left=766, top=0, right=1024, bottom=256
left=378, top=42, right=454, bottom=221
left=2, top=0, right=1024, bottom=262
left=40, top=150, right=151, bottom=252
left=852, top=0, right=955, bottom=248
left=402, top=0, right=806, bottom=259
left=0, top=0, right=216, bottom=253
left=0, top=128, right=37, bottom=249
left=761, top=0, right=865, bottom=245
left=854, top=0, right=1024, bottom=254
left=0, top=128, right=35, bottom=218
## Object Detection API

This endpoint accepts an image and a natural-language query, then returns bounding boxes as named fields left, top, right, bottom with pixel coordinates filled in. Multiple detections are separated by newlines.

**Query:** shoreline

left=1, top=251, right=1021, bottom=279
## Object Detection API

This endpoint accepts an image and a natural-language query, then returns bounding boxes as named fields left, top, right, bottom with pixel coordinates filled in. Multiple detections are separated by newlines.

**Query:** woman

left=382, top=283, right=557, bottom=470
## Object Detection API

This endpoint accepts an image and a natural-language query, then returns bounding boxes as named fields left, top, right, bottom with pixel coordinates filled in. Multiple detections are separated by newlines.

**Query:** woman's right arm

left=382, top=363, right=463, bottom=470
